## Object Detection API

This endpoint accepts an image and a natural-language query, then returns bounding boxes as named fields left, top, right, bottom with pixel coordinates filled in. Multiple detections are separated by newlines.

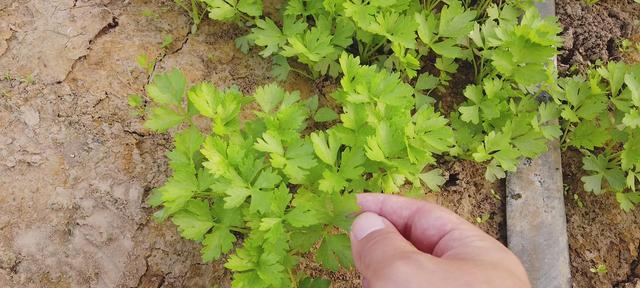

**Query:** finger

left=350, top=212, right=436, bottom=287
left=356, top=193, right=487, bottom=255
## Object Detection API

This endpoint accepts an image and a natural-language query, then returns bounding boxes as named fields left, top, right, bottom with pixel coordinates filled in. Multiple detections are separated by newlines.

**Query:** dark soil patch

left=557, top=0, right=638, bottom=74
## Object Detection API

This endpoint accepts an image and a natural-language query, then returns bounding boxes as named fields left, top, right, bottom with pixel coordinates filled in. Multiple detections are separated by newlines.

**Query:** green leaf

left=237, top=0, right=262, bottom=16
left=438, top=1, right=476, bottom=39
left=627, top=72, right=640, bottom=106
left=582, top=154, right=626, bottom=194
left=205, top=0, right=237, bottom=21
left=252, top=18, right=286, bottom=57
left=281, top=25, right=336, bottom=63
left=314, top=107, right=338, bottom=122
left=272, top=55, right=291, bottom=81
left=582, top=174, right=603, bottom=195
left=623, top=109, right=640, bottom=129
left=171, top=200, right=214, bottom=241
left=255, top=132, right=285, bottom=155
left=431, top=39, right=464, bottom=59
left=415, top=12, right=436, bottom=45
left=226, top=251, right=256, bottom=272
left=616, top=192, right=640, bottom=212
left=144, top=106, right=185, bottom=132
left=419, top=169, right=445, bottom=192
left=281, top=140, right=318, bottom=183
left=459, top=105, right=480, bottom=124
left=367, top=12, right=416, bottom=49
left=201, top=227, right=237, bottom=262
left=285, top=207, right=319, bottom=227
left=622, top=134, right=640, bottom=170
left=258, top=217, right=282, bottom=231
left=316, top=234, right=353, bottom=271
left=569, top=122, right=610, bottom=150
left=310, top=131, right=339, bottom=166
left=598, top=61, right=626, bottom=96
left=146, top=69, right=186, bottom=105
left=254, top=83, right=286, bottom=112
left=299, top=277, right=331, bottom=288
left=128, top=94, right=143, bottom=107
left=224, top=186, right=252, bottom=208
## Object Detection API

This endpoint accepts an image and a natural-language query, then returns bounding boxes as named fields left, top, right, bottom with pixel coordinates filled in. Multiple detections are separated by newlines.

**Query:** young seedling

left=20, top=74, right=35, bottom=85
left=475, top=214, right=491, bottom=224
left=136, top=54, right=156, bottom=75
left=127, top=94, right=144, bottom=116
left=161, top=34, right=174, bottom=49
left=590, top=264, right=607, bottom=274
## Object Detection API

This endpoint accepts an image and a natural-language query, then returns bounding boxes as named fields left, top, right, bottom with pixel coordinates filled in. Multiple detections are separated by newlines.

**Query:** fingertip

left=351, top=212, right=387, bottom=241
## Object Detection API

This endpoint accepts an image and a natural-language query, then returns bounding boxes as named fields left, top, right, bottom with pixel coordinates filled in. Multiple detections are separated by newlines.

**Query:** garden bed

left=0, top=0, right=637, bottom=287
left=557, top=1, right=640, bottom=287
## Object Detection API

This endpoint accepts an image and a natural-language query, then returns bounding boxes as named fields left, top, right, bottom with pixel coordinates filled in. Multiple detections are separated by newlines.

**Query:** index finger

left=356, top=193, right=495, bottom=257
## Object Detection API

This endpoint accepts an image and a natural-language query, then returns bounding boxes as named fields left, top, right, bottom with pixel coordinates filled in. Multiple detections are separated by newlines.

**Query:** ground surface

left=0, top=1, right=503, bottom=287
left=557, top=1, right=640, bottom=287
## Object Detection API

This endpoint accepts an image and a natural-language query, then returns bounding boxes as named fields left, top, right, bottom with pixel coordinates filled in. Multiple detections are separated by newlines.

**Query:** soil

left=557, top=0, right=640, bottom=74
left=563, top=150, right=640, bottom=288
left=0, top=0, right=504, bottom=287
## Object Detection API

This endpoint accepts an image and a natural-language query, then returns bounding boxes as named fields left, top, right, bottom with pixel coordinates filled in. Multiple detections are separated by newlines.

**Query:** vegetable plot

left=130, top=0, right=640, bottom=287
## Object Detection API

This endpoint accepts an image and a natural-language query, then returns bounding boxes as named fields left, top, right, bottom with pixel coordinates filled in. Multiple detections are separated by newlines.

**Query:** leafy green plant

left=136, top=54, right=156, bottom=75
left=450, top=5, right=563, bottom=180
left=161, top=34, right=175, bottom=49
left=142, top=54, right=453, bottom=286
left=590, top=263, right=608, bottom=274
left=189, top=0, right=487, bottom=81
left=552, top=62, right=640, bottom=211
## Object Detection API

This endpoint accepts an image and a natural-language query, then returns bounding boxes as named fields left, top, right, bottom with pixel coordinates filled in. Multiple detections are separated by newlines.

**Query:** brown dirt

left=557, top=1, right=640, bottom=287
left=563, top=150, right=640, bottom=288
left=557, top=0, right=639, bottom=74
left=0, top=0, right=503, bottom=287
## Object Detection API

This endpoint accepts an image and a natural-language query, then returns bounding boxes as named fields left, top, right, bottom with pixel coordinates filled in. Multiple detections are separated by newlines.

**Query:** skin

left=349, top=193, right=531, bottom=288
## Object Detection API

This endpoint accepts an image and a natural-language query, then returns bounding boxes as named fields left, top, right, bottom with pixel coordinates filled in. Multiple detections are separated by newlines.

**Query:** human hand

left=350, top=193, right=530, bottom=288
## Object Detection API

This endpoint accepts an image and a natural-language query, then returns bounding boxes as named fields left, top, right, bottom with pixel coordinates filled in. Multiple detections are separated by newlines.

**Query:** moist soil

left=557, top=1, right=640, bottom=287
left=0, top=0, right=504, bottom=287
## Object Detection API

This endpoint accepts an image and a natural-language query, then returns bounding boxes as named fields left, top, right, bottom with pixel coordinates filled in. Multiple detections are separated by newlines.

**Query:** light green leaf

left=146, top=69, right=186, bottom=105
left=419, top=169, right=445, bottom=192
left=144, top=106, right=185, bottom=132
left=201, top=227, right=236, bottom=262
left=314, top=107, right=338, bottom=122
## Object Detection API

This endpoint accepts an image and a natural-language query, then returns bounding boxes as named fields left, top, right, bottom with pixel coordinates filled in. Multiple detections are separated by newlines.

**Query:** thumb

left=350, top=212, right=436, bottom=287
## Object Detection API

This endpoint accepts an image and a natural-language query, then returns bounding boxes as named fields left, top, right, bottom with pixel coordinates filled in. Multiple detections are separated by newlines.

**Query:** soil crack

left=90, top=16, right=119, bottom=45
left=60, top=15, right=119, bottom=83
left=147, top=26, right=192, bottom=84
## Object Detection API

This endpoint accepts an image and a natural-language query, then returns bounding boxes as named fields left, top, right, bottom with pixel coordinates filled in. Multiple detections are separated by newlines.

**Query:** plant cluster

left=552, top=62, right=640, bottom=212
left=143, top=54, right=454, bottom=286
left=202, top=0, right=495, bottom=82
left=130, top=0, right=640, bottom=287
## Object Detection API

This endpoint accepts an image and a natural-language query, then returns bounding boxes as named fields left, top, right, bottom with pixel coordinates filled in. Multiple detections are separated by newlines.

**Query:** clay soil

left=557, top=0, right=640, bottom=287
left=0, top=0, right=504, bottom=287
